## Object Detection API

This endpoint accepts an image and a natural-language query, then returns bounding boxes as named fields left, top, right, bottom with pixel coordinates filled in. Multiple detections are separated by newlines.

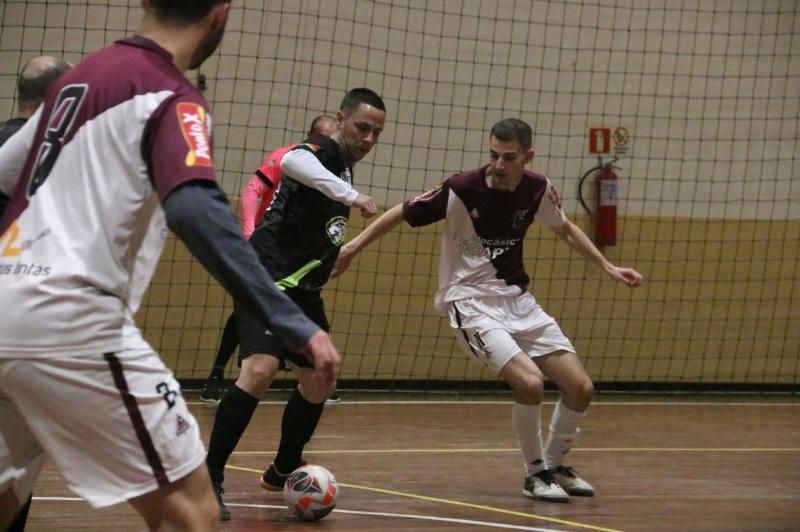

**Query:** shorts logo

left=176, top=415, right=190, bottom=436
left=326, top=216, right=348, bottom=246
left=177, top=102, right=212, bottom=167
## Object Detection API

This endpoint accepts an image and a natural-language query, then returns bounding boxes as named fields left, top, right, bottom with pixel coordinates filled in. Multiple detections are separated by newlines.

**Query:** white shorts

left=0, top=348, right=205, bottom=508
left=448, top=293, right=576, bottom=373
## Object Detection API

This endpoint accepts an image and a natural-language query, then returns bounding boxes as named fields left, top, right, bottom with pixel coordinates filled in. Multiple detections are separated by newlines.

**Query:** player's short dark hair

left=149, top=0, right=230, bottom=23
left=339, top=88, right=386, bottom=116
left=490, top=118, right=533, bottom=150
left=17, top=59, right=71, bottom=106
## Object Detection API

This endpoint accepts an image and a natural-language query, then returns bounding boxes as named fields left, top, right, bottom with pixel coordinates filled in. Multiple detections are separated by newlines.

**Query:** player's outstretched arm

left=549, top=218, right=643, bottom=288
left=281, top=148, right=376, bottom=218
left=352, top=193, right=378, bottom=218
left=331, top=203, right=405, bottom=278
left=164, top=180, right=337, bottom=360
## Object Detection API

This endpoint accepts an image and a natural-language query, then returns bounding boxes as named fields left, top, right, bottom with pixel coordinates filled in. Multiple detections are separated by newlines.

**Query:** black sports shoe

left=200, top=375, right=226, bottom=403
left=260, top=461, right=307, bottom=492
left=213, top=482, right=231, bottom=521
left=325, top=392, right=342, bottom=405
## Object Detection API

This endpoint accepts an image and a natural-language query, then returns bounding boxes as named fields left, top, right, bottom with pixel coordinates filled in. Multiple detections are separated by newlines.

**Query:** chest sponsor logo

left=0, top=222, right=53, bottom=277
left=456, top=235, right=520, bottom=259
left=326, top=216, right=348, bottom=246
left=176, top=102, right=212, bottom=167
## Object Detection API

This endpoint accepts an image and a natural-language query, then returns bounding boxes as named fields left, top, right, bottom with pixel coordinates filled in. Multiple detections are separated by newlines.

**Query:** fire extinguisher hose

left=577, top=164, right=601, bottom=216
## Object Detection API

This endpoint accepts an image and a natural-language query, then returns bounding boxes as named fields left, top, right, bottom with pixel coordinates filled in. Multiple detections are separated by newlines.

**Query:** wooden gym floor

left=22, top=393, right=800, bottom=531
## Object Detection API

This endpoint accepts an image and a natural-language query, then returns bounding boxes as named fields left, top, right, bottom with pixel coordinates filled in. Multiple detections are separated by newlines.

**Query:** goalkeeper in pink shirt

left=201, top=115, right=338, bottom=402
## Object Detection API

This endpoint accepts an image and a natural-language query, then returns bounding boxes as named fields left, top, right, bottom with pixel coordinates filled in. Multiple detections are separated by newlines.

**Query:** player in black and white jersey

left=0, top=1, right=340, bottom=529
left=205, top=88, right=383, bottom=518
left=334, top=118, right=643, bottom=503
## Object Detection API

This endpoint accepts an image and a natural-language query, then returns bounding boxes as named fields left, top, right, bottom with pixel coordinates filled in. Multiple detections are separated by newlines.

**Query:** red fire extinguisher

left=578, top=157, right=619, bottom=246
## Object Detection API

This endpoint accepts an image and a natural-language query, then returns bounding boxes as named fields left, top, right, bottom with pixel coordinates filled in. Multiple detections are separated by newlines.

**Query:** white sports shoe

left=522, top=470, right=570, bottom=502
left=553, top=465, right=595, bottom=496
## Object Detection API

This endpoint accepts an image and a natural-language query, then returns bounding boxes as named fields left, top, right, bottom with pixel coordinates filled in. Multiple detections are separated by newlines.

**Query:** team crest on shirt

left=326, top=216, right=348, bottom=246
left=176, top=102, right=212, bottom=167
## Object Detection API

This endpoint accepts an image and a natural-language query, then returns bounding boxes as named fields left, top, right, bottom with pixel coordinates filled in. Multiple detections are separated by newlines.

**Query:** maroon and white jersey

left=403, top=166, right=566, bottom=314
left=0, top=37, right=217, bottom=357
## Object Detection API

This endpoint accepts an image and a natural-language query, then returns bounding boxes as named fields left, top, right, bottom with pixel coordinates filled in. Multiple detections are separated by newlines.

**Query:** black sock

left=208, top=313, right=238, bottom=379
left=7, top=495, right=32, bottom=532
left=206, top=384, right=259, bottom=484
left=274, top=388, right=324, bottom=472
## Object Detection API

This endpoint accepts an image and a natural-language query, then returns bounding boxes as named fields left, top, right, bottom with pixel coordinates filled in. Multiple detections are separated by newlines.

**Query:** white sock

left=545, top=399, right=586, bottom=468
left=511, top=401, right=545, bottom=475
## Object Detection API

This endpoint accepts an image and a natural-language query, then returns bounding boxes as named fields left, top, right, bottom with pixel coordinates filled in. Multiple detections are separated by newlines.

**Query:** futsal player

left=0, top=56, right=71, bottom=220
left=0, top=1, right=340, bottom=530
left=200, top=115, right=338, bottom=403
left=0, top=53, right=71, bottom=532
left=334, top=118, right=643, bottom=502
left=205, top=87, right=384, bottom=520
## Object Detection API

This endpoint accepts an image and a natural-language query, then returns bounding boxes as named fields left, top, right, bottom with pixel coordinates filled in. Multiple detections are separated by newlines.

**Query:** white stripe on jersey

left=433, top=190, right=526, bottom=315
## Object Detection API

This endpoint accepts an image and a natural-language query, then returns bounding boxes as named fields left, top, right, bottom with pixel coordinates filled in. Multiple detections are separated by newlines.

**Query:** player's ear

left=524, top=148, right=534, bottom=164
left=210, top=2, right=230, bottom=31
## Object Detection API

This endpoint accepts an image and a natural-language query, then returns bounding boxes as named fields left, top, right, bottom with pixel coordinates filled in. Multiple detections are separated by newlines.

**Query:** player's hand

left=607, top=266, right=643, bottom=288
left=353, top=194, right=378, bottom=218
left=302, top=330, right=341, bottom=388
left=331, top=243, right=356, bottom=279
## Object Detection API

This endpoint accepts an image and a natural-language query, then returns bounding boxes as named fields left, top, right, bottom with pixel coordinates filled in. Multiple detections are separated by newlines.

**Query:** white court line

left=31, top=497, right=564, bottom=531
left=228, top=502, right=566, bottom=531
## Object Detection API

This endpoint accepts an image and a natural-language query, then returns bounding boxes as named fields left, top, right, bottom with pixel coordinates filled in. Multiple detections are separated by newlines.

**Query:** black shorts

left=235, top=289, right=329, bottom=369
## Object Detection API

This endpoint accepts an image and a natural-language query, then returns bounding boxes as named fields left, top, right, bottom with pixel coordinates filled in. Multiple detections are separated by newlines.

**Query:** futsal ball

left=283, top=464, right=339, bottom=521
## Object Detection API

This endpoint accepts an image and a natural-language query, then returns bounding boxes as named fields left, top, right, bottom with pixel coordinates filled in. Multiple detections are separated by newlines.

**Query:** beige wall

left=1, top=1, right=797, bottom=383
left=143, top=208, right=799, bottom=383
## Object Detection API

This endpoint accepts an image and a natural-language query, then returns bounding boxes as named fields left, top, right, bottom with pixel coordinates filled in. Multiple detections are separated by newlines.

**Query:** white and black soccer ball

left=283, top=464, right=339, bottom=521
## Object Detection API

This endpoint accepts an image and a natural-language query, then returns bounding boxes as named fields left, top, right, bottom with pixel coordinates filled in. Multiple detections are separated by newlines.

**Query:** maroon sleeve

left=402, top=179, right=450, bottom=227
left=145, top=93, right=218, bottom=200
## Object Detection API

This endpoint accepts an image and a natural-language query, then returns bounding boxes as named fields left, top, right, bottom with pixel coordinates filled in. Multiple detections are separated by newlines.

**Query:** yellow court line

left=232, top=447, right=800, bottom=455
left=226, top=464, right=622, bottom=532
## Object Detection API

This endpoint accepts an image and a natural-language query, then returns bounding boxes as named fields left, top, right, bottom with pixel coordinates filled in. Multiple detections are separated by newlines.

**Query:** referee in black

left=206, top=88, right=385, bottom=520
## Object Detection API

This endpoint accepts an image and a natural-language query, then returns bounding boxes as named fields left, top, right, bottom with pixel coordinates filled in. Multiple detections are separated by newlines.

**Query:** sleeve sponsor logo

left=547, top=184, right=563, bottom=212
left=176, top=102, right=212, bottom=167
left=409, top=183, right=443, bottom=203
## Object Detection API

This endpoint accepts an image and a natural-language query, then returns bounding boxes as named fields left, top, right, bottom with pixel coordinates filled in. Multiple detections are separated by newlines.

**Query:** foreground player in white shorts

left=0, top=1, right=340, bottom=530
left=334, top=118, right=643, bottom=502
